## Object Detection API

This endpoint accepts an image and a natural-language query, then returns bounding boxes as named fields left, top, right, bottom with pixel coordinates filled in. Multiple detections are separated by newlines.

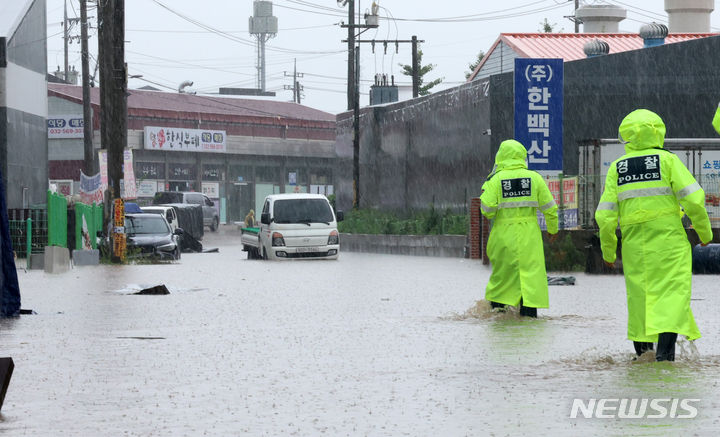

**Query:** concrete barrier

left=29, top=253, right=44, bottom=270
left=43, top=246, right=70, bottom=274
left=340, top=233, right=466, bottom=258
left=72, top=249, right=99, bottom=266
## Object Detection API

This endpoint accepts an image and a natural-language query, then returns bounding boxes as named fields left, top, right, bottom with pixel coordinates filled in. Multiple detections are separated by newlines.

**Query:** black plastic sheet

left=161, top=203, right=204, bottom=252
left=692, top=244, right=720, bottom=274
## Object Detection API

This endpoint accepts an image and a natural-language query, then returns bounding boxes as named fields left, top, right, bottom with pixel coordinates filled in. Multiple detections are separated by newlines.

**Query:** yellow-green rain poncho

left=480, top=140, right=558, bottom=308
left=713, top=103, right=720, bottom=135
left=595, top=109, right=713, bottom=342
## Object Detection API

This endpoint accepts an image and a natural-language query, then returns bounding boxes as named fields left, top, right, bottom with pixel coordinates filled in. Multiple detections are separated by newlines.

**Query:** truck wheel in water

left=210, top=217, right=218, bottom=232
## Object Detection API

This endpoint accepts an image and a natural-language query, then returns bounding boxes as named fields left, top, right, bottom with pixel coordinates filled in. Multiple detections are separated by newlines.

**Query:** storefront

left=48, top=84, right=337, bottom=223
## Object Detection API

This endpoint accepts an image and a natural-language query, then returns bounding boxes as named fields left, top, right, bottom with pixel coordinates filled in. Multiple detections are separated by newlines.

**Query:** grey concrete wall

left=1, top=0, right=47, bottom=208
left=6, top=0, right=46, bottom=74
left=6, top=108, right=47, bottom=207
left=336, top=80, right=493, bottom=213
left=340, top=233, right=466, bottom=258
left=336, top=36, right=720, bottom=213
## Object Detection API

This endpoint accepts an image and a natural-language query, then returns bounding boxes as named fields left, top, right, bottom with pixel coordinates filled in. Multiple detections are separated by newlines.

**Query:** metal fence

left=8, top=208, right=48, bottom=259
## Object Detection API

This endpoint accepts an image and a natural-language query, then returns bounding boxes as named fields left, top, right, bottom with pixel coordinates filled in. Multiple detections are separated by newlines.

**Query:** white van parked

left=245, top=193, right=343, bottom=260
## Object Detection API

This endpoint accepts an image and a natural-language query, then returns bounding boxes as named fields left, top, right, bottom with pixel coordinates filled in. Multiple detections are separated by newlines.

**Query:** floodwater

left=2, top=228, right=720, bottom=436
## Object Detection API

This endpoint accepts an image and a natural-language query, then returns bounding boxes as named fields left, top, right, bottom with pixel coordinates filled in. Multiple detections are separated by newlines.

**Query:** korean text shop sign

left=48, top=114, right=84, bottom=139
left=514, top=58, right=563, bottom=172
left=144, top=126, right=227, bottom=153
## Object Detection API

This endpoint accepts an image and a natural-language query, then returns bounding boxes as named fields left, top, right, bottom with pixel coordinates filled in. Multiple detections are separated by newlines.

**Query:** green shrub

left=544, top=233, right=584, bottom=272
left=338, top=207, right=468, bottom=236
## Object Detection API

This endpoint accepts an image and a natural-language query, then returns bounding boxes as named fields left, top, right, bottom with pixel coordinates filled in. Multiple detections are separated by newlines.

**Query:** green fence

left=47, top=190, right=68, bottom=248
left=8, top=208, right=48, bottom=261
left=74, top=203, right=103, bottom=250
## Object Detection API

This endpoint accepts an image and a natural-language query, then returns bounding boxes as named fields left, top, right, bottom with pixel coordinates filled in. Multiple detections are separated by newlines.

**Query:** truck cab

left=257, top=193, right=343, bottom=260
left=141, top=206, right=180, bottom=233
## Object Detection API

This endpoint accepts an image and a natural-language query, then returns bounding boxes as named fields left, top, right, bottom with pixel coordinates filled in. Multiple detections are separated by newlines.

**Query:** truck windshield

left=125, top=215, right=170, bottom=235
left=152, top=192, right=183, bottom=205
left=273, top=199, right=334, bottom=224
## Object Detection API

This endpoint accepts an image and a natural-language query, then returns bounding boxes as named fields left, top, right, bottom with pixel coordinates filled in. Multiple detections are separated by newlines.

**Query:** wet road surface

left=2, top=228, right=719, bottom=436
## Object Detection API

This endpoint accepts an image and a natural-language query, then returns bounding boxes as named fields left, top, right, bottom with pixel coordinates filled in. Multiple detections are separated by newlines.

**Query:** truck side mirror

left=261, top=212, right=270, bottom=225
left=336, top=210, right=344, bottom=222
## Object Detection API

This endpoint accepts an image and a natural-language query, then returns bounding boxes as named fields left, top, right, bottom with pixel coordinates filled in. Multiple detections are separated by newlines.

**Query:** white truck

left=141, top=206, right=180, bottom=233
left=241, top=193, right=343, bottom=260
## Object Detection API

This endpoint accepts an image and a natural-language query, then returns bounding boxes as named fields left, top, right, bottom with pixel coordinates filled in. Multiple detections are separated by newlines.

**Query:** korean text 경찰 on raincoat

left=480, top=140, right=558, bottom=309
left=595, top=109, right=712, bottom=342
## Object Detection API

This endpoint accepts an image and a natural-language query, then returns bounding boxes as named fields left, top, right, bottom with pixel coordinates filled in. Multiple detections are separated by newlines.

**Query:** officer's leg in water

left=656, top=332, right=678, bottom=362
left=633, top=341, right=654, bottom=357
left=518, top=298, right=537, bottom=318
left=489, top=301, right=507, bottom=312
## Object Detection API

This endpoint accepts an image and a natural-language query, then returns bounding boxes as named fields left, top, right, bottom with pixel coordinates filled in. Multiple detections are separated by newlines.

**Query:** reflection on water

left=2, top=240, right=719, bottom=436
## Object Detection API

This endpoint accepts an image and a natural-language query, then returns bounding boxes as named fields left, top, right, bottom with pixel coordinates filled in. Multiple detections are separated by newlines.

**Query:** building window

left=168, top=163, right=196, bottom=180
left=202, top=164, right=223, bottom=181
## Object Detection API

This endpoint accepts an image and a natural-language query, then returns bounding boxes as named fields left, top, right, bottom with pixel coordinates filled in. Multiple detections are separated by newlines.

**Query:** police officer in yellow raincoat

left=713, top=103, right=720, bottom=135
left=480, top=139, right=559, bottom=317
left=595, top=109, right=713, bottom=361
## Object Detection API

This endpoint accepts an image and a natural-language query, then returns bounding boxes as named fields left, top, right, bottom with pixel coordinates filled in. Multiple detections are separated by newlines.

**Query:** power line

left=275, top=0, right=569, bottom=23
left=150, top=0, right=343, bottom=55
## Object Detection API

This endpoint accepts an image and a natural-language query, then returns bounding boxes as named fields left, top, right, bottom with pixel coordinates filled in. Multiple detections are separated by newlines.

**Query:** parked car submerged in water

left=124, top=213, right=183, bottom=260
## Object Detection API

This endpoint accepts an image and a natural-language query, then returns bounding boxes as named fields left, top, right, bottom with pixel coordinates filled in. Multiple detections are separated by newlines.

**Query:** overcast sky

left=46, top=0, right=720, bottom=115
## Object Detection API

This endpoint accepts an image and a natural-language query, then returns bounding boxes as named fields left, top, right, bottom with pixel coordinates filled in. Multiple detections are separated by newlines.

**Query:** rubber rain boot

left=656, top=332, right=678, bottom=362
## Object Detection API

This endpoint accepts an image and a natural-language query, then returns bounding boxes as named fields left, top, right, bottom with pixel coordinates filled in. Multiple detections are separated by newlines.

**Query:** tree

left=465, top=51, right=485, bottom=80
left=399, top=50, right=443, bottom=96
left=539, top=18, right=562, bottom=33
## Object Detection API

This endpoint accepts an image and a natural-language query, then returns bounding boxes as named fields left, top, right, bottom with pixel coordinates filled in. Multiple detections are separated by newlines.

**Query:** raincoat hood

left=618, top=109, right=666, bottom=153
left=494, top=140, right=528, bottom=171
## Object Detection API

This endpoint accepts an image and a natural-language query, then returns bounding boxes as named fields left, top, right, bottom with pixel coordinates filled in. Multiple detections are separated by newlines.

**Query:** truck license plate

left=296, top=247, right=318, bottom=253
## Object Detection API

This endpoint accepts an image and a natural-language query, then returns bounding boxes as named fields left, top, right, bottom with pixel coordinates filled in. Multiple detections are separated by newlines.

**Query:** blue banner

left=514, top=58, right=563, bottom=171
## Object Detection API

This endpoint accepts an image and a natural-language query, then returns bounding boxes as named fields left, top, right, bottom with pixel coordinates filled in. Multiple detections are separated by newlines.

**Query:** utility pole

left=64, top=0, right=69, bottom=81
left=98, top=0, right=126, bottom=200
left=340, top=1, right=378, bottom=209
left=575, top=0, right=580, bottom=33
left=80, top=0, right=94, bottom=175
left=346, top=0, right=355, bottom=112
left=411, top=35, right=419, bottom=98
left=283, top=59, right=304, bottom=104
left=98, top=0, right=127, bottom=262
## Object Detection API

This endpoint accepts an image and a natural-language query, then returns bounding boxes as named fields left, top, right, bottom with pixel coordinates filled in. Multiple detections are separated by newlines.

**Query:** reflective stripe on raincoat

left=480, top=140, right=558, bottom=308
left=595, top=109, right=713, bottom=342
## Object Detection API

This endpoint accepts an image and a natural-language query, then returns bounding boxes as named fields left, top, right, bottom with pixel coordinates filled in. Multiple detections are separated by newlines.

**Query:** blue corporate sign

left=514, top=58, right=563, bottom=171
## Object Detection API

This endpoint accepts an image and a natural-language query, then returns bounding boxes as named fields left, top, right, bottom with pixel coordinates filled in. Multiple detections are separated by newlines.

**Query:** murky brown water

left=2, top=229, right=719, bottom=435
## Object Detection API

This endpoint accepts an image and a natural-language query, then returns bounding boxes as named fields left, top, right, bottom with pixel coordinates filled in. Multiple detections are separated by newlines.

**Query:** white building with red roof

left=467, top=32, right=715, bottom=82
